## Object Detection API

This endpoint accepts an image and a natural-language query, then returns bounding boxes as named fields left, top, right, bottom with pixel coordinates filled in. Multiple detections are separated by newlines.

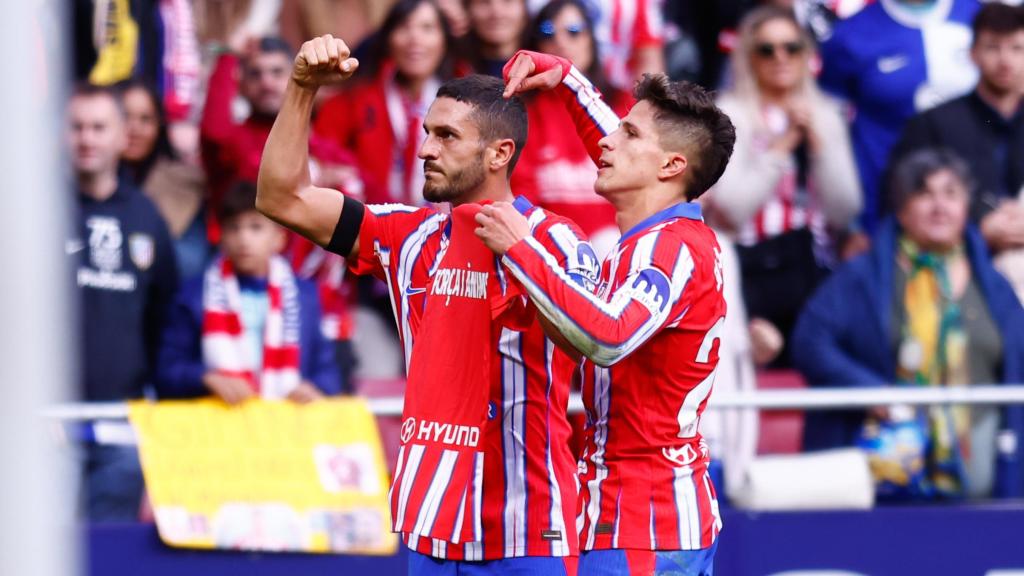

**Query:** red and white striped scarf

left=201, top=255, right=302, bottom=399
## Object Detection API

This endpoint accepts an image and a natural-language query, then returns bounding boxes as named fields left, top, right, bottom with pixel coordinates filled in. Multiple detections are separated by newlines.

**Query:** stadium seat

left=756, top=370, right=807, bottom=455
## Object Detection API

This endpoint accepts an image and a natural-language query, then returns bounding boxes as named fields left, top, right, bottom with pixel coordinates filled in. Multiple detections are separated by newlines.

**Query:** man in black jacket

left=889, top=2, right=1024, bottom=254
left=66, top=84, right=178, bottom=520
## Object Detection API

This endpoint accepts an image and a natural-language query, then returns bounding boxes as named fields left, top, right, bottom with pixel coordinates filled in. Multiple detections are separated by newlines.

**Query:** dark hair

left=115, top=80, right=177, bottom=185
left=633, top=74, right=736, bottom=200
left=525, top=0, right=612, bottom=96
left=218, top=181, right=260, bottom=223
left=254, top=36, right=293, bottom=58
left=70, top=82, right=125, bottom=117
left=458, top=0, right=529, bottom=75
left=361, top=0, right=455, bottom=81
left=888, top=149, right=974, bottom=213
left=972, top=2, right=1024, bottom=43
left=435, top=74, right=528, bottom=175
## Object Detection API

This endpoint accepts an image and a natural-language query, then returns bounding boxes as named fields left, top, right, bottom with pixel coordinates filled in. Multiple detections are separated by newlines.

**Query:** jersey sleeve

left=555, top=65, right=622, bottom=164
left=502, top=228, right=695, bottom=367
left=345, top=203, right=438, bottom=279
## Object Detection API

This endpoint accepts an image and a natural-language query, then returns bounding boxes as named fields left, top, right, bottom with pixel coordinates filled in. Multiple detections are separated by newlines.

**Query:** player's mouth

left=598, top=158, right=613, bottom=171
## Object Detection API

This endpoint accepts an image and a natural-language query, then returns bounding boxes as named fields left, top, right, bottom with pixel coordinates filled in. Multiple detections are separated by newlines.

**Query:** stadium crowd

left=67, top=0, right=1024, bottom=522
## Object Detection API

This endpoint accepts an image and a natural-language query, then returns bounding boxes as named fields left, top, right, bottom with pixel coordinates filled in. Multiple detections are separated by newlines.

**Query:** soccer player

left=256, top=35, right=599, bottom=574
left=475, top=52, right=736, bottom=575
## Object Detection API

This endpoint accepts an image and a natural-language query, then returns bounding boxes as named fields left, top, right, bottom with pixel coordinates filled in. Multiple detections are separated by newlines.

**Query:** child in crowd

left=156, top=181, right=341, bottom=403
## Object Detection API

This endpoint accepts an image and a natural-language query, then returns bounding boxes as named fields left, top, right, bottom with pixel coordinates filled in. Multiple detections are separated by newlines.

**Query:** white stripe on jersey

left=499, top=328, right=528, bottom=557
left=412, top=449, right=459, bottom=537
left=672, top=464, right=702, bottom=549
left=542, top=339, right=569, bottom=557
left=563, top=67, right=620, bottom=137
left=367, top=203, right=420, bottom=215
left=450, top=483, right=467, bottom=542
left=473, top=452, right=484, bottom=545
left=396, top=214, right=448, bottom=371
left=583, top=364, right=611, bottom=550
left=395, top=444, right=426, bottom=530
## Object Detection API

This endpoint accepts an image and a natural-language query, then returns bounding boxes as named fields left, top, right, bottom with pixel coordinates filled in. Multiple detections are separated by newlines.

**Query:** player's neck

left=453, top=180, right=514, bottom=207
left=77, top=169, right=119, bottom=202
left=612, top=188, right=687, bottom=234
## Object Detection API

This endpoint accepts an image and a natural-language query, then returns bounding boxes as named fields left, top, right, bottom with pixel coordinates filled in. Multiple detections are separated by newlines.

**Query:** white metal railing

left=41, top=385, right=1024, bottom=422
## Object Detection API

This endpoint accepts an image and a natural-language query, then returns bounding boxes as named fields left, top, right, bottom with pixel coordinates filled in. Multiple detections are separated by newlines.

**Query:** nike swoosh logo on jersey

left=405, top=286, right=426, bottom=296
left=877, top=55, right=908, bottom=74
left=66, top=239, right=85, bottom=255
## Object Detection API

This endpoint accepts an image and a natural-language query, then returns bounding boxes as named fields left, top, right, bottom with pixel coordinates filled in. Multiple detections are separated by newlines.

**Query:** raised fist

left=292, top=34, right=360, bottom=89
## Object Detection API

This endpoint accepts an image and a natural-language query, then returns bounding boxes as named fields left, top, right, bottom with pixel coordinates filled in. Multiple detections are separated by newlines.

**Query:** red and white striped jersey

left=503, top=204, right=727, bottom=552
left=343, top=197, right=600, bottom=560
left=501, top=53, right=725, bottom=552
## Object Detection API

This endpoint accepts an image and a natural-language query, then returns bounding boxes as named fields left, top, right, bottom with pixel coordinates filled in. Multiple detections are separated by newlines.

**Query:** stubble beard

left=422, top=148, right=487, bottom=204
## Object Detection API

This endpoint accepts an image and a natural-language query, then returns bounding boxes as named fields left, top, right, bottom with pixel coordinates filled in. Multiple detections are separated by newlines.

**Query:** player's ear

left=659, top=151, right=688, bottom=182
left=486, top=138, right=516, bottom=174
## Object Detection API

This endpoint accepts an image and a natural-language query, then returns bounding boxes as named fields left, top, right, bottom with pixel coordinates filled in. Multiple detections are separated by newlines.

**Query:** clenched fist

left=292, top=34, right=360, bottom=89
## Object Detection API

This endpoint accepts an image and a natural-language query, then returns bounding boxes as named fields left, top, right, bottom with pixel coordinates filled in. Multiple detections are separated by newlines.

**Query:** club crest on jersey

left=129, top=233, right=154, bottom=270
left=400, top=417, right=417, bottom=444
left=431, top=266, right=489, bottom=305
left=631, top=267, right=672, bottom=314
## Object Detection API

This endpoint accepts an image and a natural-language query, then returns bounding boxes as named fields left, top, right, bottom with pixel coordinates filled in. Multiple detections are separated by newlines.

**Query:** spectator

left=315, top=0, right=454, bottom=205
left=462, top=0, right=529, bottom=76
left=527, top=0, right=666, bottom=91
left=199, top=34, right=293, bottom=241
left=120, top=80, right=210, bottom=280
left=66, top=84, right=179, bottom=520
left=157, top=182, right=341, bottom=403
left=792, top=149, right=1024, bottom=500
left=512, top=0, right=627, bottom=256
left=889, top=3, right=1024, bottom=258
left=709, top=5, right=861, bottom=367
left=819, top=0, right=980, bottom=232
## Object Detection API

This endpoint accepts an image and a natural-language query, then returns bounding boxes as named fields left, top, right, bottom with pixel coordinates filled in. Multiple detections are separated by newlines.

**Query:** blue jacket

left=792, top=218, right=1024, bottom=498
left=156, top=272, right=342, bottom=398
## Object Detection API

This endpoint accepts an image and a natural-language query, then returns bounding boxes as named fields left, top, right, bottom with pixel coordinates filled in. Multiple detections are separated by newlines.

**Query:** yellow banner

left=128, top=398, right=397, bottom=555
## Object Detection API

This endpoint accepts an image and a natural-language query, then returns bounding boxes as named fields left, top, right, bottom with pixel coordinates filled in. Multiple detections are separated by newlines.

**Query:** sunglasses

left=539, top=20, right=587, bottom=39
left=753, top=41, right=805, bottom=59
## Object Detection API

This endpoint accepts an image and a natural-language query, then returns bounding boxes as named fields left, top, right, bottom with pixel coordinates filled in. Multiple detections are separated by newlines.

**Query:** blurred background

left=5, top=0, right=1024, bottom=574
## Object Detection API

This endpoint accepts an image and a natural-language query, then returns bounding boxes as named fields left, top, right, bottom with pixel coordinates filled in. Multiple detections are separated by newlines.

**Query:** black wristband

left=326, top=198, right=365, bottom=256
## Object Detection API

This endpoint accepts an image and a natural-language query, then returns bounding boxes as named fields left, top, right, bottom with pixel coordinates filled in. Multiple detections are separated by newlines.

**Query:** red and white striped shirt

left=344, top=197, right=600, bottom=560
left=501, top=54, right=725, bottom=552
left=503, top=204, right=726, bottom=552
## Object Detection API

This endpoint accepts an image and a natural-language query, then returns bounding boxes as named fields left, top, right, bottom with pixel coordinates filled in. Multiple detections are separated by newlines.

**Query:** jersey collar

left=620, top=202, right=702, bottom=244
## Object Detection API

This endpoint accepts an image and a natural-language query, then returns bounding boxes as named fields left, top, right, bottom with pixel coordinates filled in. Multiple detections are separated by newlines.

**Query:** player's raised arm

left=256, top=35, right=363, bottom=256
left=502, top=50, right=619, bottom=164
left=477, top=203, right=688, bottom=367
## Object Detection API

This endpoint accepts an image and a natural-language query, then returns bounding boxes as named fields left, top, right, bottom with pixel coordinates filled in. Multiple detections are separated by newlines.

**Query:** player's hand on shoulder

left=293, top=35, right=360, bottom=89
left=502, top=50, right=568, bottom=98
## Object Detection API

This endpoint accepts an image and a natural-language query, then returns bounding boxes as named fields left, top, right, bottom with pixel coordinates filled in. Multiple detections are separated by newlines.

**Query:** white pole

left=0, top=0, right=75, bottom=575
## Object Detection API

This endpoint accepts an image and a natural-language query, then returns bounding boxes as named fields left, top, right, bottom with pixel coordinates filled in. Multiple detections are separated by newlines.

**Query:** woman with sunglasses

left=510, top=0, right=631, bottom=258
left=707, top=6, right=861, bottom=368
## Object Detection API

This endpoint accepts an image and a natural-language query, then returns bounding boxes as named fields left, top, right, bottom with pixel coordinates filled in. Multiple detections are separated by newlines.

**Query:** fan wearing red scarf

left=256, top=36, right=601, bottom=575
